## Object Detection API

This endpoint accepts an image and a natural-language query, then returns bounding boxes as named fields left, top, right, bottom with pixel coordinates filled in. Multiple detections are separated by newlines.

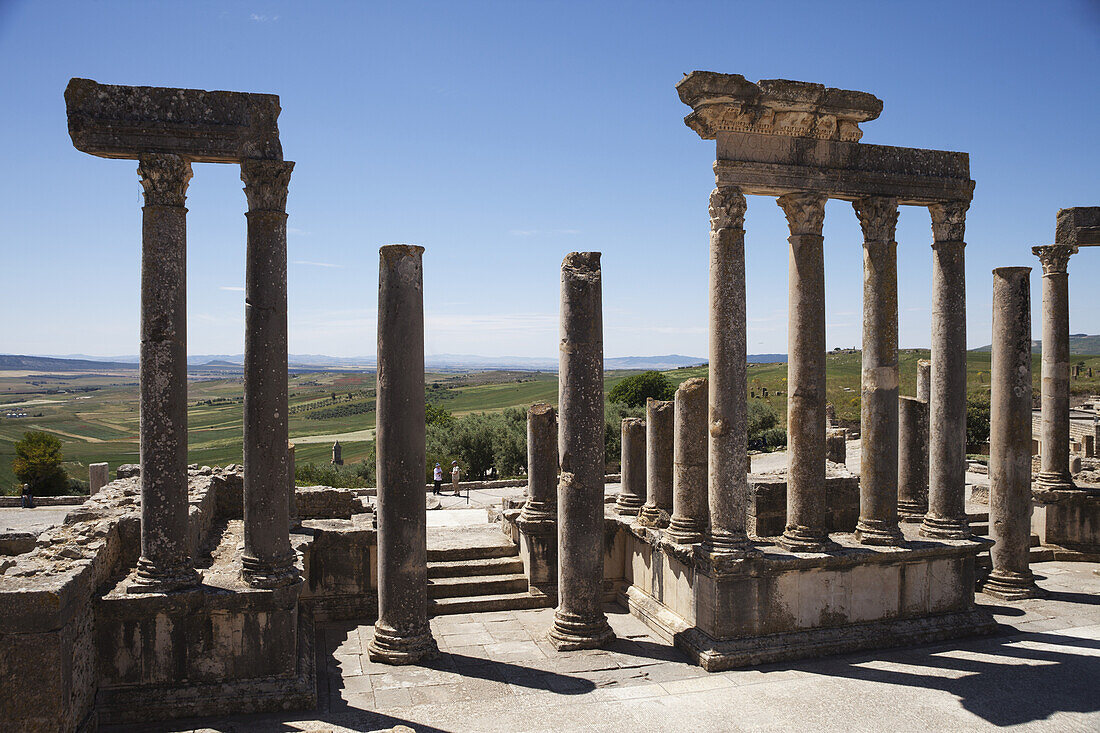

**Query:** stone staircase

left=426, top=525, right=552, bottom=616
left=968, top=509, right=1054, bottom=571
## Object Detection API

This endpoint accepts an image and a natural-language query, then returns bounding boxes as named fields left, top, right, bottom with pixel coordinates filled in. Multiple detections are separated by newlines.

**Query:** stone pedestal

left=368, top=245, right=437, bottom=664
left=615, top=418, right=647, bottom=515
left=1033, top=244, right=1078, bottom=492
left=666, top=378, right=709, bottom=545
left=241, top=159, right=297, bottom=589
left=898, top=396, right=929, bottom=521
left=549, top=252, right=614, bottom=651
left=89, top=463, right=109, bottom=495
left=854, top=196, right=903, bottom=546
left=777, top=193, right=833, bottom=552
left=130, top=154, right=200, bottom=594
left=984, top=267, right=1041, bottom=600
left=922, top=201, right=971, bottom=540
left=639, top=398, right=673, bottom=527
left=825, top=430, right=846, bottom=465
left=518, top=403, right=558, bottom=596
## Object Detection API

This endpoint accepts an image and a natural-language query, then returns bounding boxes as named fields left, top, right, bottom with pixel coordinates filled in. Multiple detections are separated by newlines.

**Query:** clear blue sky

left=1, top=1, right=1097, bottom=359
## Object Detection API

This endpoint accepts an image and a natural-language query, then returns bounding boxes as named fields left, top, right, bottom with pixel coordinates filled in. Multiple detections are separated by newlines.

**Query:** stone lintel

left=713, top=133, right=973, bottom=205
left=676, top=72, right=882, bottom=142
left=65, top=77, right=282, bottom=163
left=1056, top=206, right=1100, bottom=247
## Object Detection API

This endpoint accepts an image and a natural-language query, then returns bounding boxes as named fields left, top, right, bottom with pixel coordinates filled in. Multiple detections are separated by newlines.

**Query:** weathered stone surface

left=89, top=463, right=109, bottom=495
left=639, top=398, right=674, bottom=527
left=666, top=377, right=709, bottom=545
left=550, top=252, right=614, bottom=651
left=615, top=418, right=646, bottom=515
left=521, top=403, right=557, bottom=522
left=746, top=471, right=859, bottom=538
left=898, top=396, right=930, bottom=521
left=984, top=267, right=1041, bottom=600
left=917, top=359, right=932, bottom=402
left=368, top=245, right=436, bottom=665
left=65, top=77, right=282, bottom=162
left=825, top=429, right=846, bottom=465
left=1055, top=206, right=1100, bottom=246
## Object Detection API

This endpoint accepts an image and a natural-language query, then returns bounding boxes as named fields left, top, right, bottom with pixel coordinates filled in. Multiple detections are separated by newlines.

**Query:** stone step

left=428, top=591, right=553, bottom=616
left=428, top=556, right=525, bottom=579
left=967, top=511, right=989, bottom=523
left=976, top=544, right=1052, bottom=569
left=428, top=573, right=528, bottom=599
left=427, top=542, right=518, bottom=563
left=970, top=522, right=989, bottom=535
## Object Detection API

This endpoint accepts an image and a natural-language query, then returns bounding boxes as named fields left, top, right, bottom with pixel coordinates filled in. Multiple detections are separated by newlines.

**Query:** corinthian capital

left=852, top=196, right=899, bottom=242
left=709, top=187, right=746, bottom=230
left=1032, top=244, right=1077, bottom=275
left=241, top=159, right=294, bottom=212
left=137, top=154, right=192, bottom=207
left=929, top=200, right=969, bottom=242
left=777, top=192, right=827, bottom=236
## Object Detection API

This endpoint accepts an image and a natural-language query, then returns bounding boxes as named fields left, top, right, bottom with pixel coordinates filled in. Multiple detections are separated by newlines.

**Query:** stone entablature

left=1056, top=206, right=1100, bottom=247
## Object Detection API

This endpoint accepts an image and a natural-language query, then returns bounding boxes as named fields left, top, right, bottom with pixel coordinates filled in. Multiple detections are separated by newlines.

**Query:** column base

left=128, top=557, right=201, bottom=594
left=705, top=529, right=759, bottom=556
left=241, top=552, right=300, bottom=589
left=547, top=609, right=615, bottom=651
left=615, top=494, right=645, bottom=516
left=637, top=505, right=670, bottom=528
left=778, top=526, right=837, bottom=553
left=367, top=620, right=438, bottom=665
left=1035, top=472, right=1077, bottom=492
left=897, top=499, right=928, bottom=523
left=519, top=501, right=556, bottom=523
left=981, top=570, right=1043, bottom=601
left=855, top=519, right=905, bottom=546
left=919, top=514, right=971, bottom=540
left=665, top=516, right=706, bottom=545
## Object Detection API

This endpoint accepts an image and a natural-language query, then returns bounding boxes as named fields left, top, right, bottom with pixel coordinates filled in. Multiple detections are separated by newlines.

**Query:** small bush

left=966, top=396, right=991, bottom=452
left=607, top=371, right=675, bottom=407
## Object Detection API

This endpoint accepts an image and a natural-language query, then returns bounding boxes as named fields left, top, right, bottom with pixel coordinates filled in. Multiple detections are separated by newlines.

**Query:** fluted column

left=638, top=398, right=673, bottom=527
left=708, top=187, right=753, bottom=552
left=130, top=154, right=200, bottom=594
left=666, top=377, right=709, bottom=545
left=521, top=403, right=557, bottom=521
left=777, top=193, right=832, bottom=552
left=368, top=245, right=437, bottom=664
left=1033, top=244, right=1078, bottom=491
left=616, top=418, right=646, bottom=515
left=921, top=201, right=972, bottom=539
left=549, top=252, right=614, bottom=651
left=854, top=196, right=903, bottom=545
left=241, top=159, right=297, bottom=588
left=984, top=267, right=1042, bottom=600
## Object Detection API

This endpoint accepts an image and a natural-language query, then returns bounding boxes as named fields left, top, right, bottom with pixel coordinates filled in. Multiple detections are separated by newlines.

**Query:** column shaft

left=131, top=154, right=199, bottom=593
left=549, top=252, right=614, bottom=651
left=615, top=418, right=646, bottom=515
left=521, top=403, right=558, bottom=521
left=922, top=201, right=972, bottom=539
left=666, top=377, right=709, bottom=544
left=984, top=267, right=1041, bottom=599
left=639, top=398, right=674, bottom=527
left=917, top=359, right=932, bottom=403
left=241, top=159, right=297, bottom=588
left=708, top=187, right=752, bottom=551
left=854, top=197, right=903, bottom=545
left=777, top=193, right=832, bottom=552
left=368, top=245, right=437, bottom=664
left=1033, top=245, right=1077, bottom=491
left=898, top=396, right=929, bottom=520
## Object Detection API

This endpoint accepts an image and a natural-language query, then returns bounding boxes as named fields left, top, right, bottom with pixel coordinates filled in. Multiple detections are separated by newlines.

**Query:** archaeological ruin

left=1, top=71, right=1097, bottom=731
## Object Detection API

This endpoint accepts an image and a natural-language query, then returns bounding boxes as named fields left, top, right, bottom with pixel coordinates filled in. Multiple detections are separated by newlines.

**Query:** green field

left=3, top=350, right=1099, bottom=493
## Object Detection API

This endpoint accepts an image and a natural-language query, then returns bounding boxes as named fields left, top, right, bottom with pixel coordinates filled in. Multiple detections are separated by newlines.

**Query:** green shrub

left=607, top=371, right=675, bottom=407
left=966, top=396, right=991, bottom=452
left=12, top=431, right=69, bottom=495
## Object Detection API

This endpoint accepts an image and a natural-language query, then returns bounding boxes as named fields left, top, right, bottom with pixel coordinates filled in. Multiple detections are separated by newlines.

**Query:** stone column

left=1033, top=244, right=1078, bottom=491
left=777, top=193, right=832, bottom=552
left=89, top=463, right=109, bottom=495
left=984, top=267, right=1042, bottom=600
left=708, top=187, right=753, bottom=552
left=615, top=418, right=646, bottom=515
left=521, top=403, right=557, bottom=521
left=549, top=252, right=614, bottom=651
left=288, top=441, right=298, bottom=525
left=917, top=359, right=932, bottom=402
left=921, top=201, right=972, bottom=540
left=666, top=377, right=709, bottom=544
left=854, top=196, right=903, bottom=545
left=240, top=159, right=297, bottom=588
left=130, top=154, right=200, bottom=594
left=898, top=396, right=929, bottom=521
left=368, top=245, right=437, bottom=664
left=639, top=398, right=673, bottom=527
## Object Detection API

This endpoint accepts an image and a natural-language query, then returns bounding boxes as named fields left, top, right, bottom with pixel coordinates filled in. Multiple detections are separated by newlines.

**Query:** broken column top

left=676, top=71, right=883, bottom=142
left=65, top=77, right=282, bottom=163
left=1056, top=207, right=1100, bottom=247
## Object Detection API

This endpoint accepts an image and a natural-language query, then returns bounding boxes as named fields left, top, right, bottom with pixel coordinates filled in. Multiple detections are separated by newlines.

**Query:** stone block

left=747, top=475, right=859, bottom=537
left=89, top=463, right=109, bottom=494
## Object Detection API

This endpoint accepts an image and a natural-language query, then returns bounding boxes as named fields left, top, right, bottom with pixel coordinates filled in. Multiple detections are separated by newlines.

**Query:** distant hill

left=972, top=334, right=1100, bottom=355
left=0, top=354, right=136, bottom=371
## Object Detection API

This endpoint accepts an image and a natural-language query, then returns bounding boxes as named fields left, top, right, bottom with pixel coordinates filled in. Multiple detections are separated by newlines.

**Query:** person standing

left=433, top=463, right=443, bottom=495
left=451, top=460, right=461, bottom=495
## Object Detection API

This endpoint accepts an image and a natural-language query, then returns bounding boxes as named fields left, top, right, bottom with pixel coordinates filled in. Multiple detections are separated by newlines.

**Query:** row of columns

left=129, top=154, right=296, bottom=593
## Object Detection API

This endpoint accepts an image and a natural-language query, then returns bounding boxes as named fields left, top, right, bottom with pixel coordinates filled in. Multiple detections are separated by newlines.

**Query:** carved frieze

left=853, top=196, right=899, bottom=242
left=709, top=187, right=746, bottom=230
left=242, top=159, right=295, bottom=213
left=929, top=200, right=970, bottom=242
left=137, top=154, right=192, bottom=208
left=777, top=192, right=827, bottom=236
left=1032, top=244, right=1077, bottom=276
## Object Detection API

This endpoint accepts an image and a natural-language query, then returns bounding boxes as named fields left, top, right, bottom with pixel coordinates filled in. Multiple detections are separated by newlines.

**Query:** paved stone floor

left=143, top=560, right=1100, bottom=733
left=0, top=506, right=70, bottom=534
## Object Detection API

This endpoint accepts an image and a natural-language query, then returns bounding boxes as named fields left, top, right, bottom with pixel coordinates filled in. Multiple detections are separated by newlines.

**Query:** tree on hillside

left=608, top=371, right=675, bottom=407
left=12, top=431, right=69, bottom=495
left=966, top=396, right=991, bottom=452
